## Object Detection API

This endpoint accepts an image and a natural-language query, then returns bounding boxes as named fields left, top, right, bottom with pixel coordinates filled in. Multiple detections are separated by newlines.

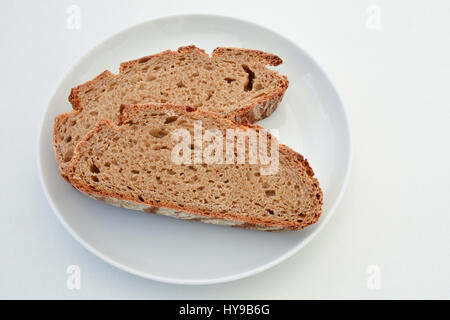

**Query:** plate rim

left=37, top=13, right=353, bottom=285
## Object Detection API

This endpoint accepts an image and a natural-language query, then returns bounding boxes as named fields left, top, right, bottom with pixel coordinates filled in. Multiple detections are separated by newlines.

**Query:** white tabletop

left=1, top=0, right=449, bottom=299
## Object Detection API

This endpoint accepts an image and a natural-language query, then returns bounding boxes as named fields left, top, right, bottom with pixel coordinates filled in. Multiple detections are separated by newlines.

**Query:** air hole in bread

left=92, top=176, right=99, bottom=182
left=63, top=149, right=74, bottom=162
left=164, top=116, right=178, bottom=124
left=206, top=91, right=214, bottom=101
left=224, top=77, right=236, bottom=83
left=242, top=64, right=255, bottom=91
left=89, top=164, right=100, bottom=174
left=265, top=190, right=276, bottom=197
left=149, top=127, right=168, bottom=138
left=138, top=57, right=151, bottom=64
left=152, top=145, right=168, bottom=150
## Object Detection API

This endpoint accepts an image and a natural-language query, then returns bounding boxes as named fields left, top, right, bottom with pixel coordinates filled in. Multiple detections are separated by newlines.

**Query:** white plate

left=38, top=14, right=351, bottom=285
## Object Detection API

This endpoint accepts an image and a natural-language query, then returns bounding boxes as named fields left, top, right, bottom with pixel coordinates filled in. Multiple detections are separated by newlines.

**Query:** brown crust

left=230, top=81, right=288, bottom=123
left=69, top=70, right=113, bottom=110
left=54, top=46, right=289, bottom=181
left=119, top=46, right=209, bottom=73
left=52, top=110, right=81, bottom=182
left=211, top=47, right=284, bottom=66
left=67, top=104, right=322, bottom=231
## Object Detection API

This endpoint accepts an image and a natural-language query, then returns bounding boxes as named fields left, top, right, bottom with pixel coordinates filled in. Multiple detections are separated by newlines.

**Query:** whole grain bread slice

left=67, top=103, right=322, bottom=231
left=54, top=46, right=289, bottom=180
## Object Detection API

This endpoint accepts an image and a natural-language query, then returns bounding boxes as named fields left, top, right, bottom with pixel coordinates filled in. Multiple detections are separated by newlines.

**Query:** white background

left=1, top=0, right=449, bottom=299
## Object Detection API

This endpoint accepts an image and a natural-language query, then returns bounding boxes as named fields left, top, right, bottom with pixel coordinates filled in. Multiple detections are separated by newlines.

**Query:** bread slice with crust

left=54, top=46, right=289, bottom=180
left=67, top=103, right=322, bottom=231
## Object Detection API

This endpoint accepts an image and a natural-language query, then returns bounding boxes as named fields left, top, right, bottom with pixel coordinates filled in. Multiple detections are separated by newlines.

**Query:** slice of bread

left=54, top=46, right=289, bottom=180
left=67, top=103, right=322, bottom=231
